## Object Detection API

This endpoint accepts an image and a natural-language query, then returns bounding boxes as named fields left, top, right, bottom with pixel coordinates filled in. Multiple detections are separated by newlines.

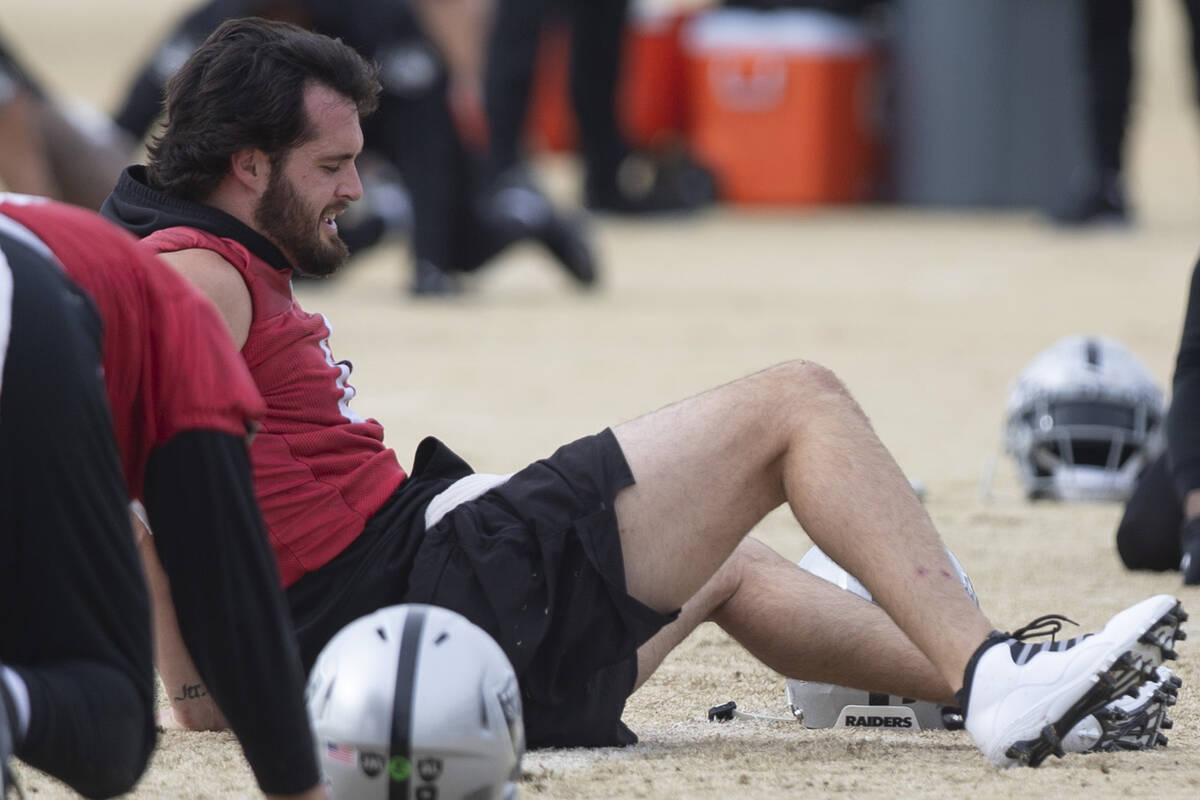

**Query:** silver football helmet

left=306, top=604, right=524, bottom=800
left=1004, top=334, right=1164, bottom=502
left=785, top=546, right=976, bottom=730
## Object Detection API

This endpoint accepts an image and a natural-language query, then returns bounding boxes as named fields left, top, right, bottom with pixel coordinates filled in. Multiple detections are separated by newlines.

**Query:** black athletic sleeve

left=142, top=430, right=320, bottom=796
left=1169, top=258, right=1200, bottom=501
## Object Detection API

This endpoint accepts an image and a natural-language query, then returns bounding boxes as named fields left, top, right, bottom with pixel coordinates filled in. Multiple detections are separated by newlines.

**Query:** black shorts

left=289, top=428, right=676, bottom=748
left=405, top=428, right=676, bottom=748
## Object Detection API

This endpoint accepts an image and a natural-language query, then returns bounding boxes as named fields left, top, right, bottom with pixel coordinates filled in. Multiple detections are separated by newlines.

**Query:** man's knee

left=704, top=538, right=785, bottom=622
left=760, top=360, right=854, bottom=417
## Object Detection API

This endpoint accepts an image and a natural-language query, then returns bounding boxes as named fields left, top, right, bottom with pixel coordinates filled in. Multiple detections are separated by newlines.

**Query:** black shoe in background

left=409, top=259, right=461, bottom=297
left=1050, top=171, right=1131, bottom=226
left=585, top=148, right=719, bottom=215
left=481, top=168, right=598, bottom=289
left=535, top=211, right=597, bottom=287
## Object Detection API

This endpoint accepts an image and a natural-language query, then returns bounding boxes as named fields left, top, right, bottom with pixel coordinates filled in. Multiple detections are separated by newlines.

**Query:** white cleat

left=962, top=594, right=1186, bottom=767
left=1062, top=665, right=1182, bottom=752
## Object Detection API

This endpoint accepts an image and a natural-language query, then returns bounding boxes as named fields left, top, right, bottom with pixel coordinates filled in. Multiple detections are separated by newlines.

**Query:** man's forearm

left=144, top=431, right=320, bottom=795
left=131, top=512, right=229, bottom=730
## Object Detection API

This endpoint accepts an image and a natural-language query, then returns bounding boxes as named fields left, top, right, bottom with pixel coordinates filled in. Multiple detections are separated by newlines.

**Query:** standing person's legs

left=567, top=0, right=717, bottom=213
left=1183, top=0, right=1200, bottom=103
left=1086, top=0, right=1135, bottom=178
left=1054, top=0, right=1135, bottom=223
left=567, top=0, right=630, bottom=190
left=473, top=0, right=601, bottom=287
left=483, top=0, right=552, bottom=182
left=367, top=73, right=480, bottom=294
left=0, top=242, right=155, bottom=797
left=364, top=12, right=471, bottom=295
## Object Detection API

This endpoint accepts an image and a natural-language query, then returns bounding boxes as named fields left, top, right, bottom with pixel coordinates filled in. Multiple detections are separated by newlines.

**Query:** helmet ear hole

left=1004, top=335, right=1165, bottom=502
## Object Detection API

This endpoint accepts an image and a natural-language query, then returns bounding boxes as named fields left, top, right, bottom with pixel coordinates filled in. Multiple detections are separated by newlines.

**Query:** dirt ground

left=6, top=1, right=1200, bottom=797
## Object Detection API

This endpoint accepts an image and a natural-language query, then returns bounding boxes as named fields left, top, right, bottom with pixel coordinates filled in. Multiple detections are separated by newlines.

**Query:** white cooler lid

left=683, top=9, right=871, bottom=56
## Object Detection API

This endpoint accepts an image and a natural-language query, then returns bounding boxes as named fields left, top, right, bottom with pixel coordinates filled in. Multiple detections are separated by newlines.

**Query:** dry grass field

left=6, top=1, right=1200, bottom=797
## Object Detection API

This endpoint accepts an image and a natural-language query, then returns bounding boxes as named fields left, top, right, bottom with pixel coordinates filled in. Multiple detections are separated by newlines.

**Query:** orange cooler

left=682, top=10, right=879, bottom=205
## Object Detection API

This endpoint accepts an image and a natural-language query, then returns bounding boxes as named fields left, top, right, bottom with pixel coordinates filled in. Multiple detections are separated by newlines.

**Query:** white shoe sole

left=1063, top=666, right=1182, bottom=752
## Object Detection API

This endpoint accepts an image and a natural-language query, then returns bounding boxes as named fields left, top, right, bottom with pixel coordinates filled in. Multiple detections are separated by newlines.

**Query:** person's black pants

left=1085, top=0, right=1200, bottom=174
left=484, top=0, right=631, bottom=183
left=0, top=237, right=154, bottom=798
left=364, top=42, right=511, bottom=274
left=1116, top=452, right=1183, bottom=571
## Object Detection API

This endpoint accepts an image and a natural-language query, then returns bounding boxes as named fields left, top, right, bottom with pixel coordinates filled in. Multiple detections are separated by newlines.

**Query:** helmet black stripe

left=390, top=606, right=427, bottom=800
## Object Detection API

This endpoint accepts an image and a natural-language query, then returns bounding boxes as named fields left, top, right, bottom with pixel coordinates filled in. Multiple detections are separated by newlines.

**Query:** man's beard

left=254, top=169, right=349, bottom=278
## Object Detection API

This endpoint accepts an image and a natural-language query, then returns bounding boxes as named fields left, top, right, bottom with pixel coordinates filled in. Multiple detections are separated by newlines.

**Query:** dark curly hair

left=146, top=17, right=380, bottom=201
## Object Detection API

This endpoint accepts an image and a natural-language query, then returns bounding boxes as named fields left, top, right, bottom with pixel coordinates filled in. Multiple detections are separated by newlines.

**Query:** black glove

left=1180, top=516, right=1200, bottom=585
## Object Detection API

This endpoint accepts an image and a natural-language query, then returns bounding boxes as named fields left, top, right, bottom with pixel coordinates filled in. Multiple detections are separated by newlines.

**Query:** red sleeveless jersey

left=142, top=226, right=407, bottom=586
left=0, top=196, right=265, bottom=501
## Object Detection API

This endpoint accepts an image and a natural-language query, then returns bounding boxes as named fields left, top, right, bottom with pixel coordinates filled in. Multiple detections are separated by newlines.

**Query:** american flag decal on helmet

left=325, top=741, right=356, bottom=764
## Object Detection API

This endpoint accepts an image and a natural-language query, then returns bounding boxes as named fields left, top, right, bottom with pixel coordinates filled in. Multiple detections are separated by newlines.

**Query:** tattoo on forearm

left=174, top=682, right=209, bottom=702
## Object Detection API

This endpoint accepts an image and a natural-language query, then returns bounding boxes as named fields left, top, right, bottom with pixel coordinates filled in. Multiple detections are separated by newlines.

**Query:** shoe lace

left=1005, top=614, right=1086, bottom=666
left=1009, top=614, right=1080, bottom=643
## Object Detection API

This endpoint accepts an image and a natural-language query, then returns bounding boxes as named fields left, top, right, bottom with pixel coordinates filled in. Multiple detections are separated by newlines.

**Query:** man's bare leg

left=613, top=360, right=992, bottom=695
left=635, top=538, right=956, bottom=704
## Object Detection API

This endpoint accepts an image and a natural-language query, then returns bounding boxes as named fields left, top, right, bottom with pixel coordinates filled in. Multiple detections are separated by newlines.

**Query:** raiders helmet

left=1004, top=334, right=1164, bottom=502
left=306, top=604, right=525, bottom=800
left=785, top=546, right=976, bottom=730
